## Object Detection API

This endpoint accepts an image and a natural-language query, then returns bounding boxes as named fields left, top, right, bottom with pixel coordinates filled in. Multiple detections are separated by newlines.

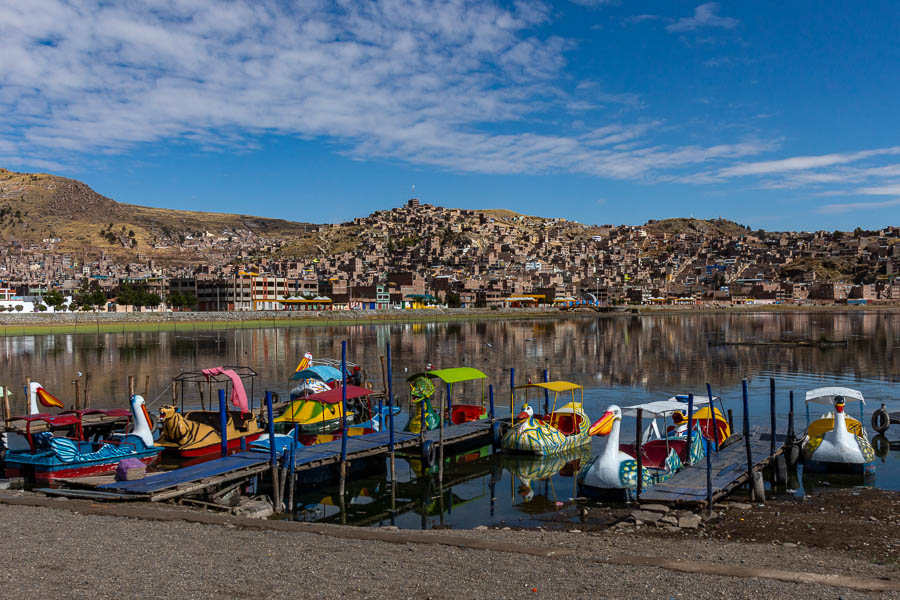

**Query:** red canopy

left=306, top=384, right=373, bottom=404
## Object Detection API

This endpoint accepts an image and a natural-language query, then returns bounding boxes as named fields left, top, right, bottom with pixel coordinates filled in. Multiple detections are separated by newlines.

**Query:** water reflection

left=3, top=313, right=899, bottom=413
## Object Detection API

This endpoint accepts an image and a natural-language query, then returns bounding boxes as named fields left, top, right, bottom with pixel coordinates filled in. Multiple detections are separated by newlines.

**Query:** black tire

left=492, top=421, right=503, bottom=449
left=421, top=440, right=436, bottom=468
left=872, top=408, right=890, bottom=433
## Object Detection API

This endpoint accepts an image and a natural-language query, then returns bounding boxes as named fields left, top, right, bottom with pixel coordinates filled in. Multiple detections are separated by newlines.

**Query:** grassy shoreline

left=0, top=303, right=896, bottom=336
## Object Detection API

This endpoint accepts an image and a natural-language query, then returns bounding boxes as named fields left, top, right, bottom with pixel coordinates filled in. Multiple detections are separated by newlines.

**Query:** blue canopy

left=289, top=365, right=343, bottom=382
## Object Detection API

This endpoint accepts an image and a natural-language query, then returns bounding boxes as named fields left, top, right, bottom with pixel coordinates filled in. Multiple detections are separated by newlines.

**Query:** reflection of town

left=1, top=313, right=898, bottom=410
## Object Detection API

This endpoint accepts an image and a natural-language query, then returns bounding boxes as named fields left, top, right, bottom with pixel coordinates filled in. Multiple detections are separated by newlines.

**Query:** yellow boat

left=274, top=385, right=373, bottom=434
left=157, top=406, right=263, bottom=458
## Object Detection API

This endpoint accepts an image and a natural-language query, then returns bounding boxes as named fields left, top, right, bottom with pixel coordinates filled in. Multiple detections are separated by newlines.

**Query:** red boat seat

left=620, top=440, right=684, bottom=469
left=451, top=404, right=485, bottom=425
left=552, top=413, right=583, bottom=436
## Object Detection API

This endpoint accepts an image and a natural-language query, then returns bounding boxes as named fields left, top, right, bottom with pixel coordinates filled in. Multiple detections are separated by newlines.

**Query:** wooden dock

left=638, top=428, right=787, bottom=507
left=87, top=419, right=496, bottom=502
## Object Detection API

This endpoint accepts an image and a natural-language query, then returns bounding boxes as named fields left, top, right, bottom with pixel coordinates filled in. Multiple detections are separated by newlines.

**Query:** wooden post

left=171, top=380, right=178, bottom=406
left=727, top=408, right=735, bottom=435
left=488, top=384, right=495, bottom=423
left=509, top=367, right=515, bottom=426
left=84, top=373, right=92, bottom=409
left=706, top=382, right=717, bottom=452
left=196, top=381, right=205, bottom=411
left=339, top=340, right=348, bottom=500
left=635, top=407, right=644, bottom=500
left=742, top=378, right=753, bottom=489
left=144, top=374, right=150, bottom=399
left=218, top=389, right=228, bottom=458
left=287, top=440, right=296, bottom=513
left=25, top=376, right=31, bottom=414
left=787, top=390, right=795, bottom=442
left=542, top=368, right=550, bottom=415
left=686, top=393, right=694, bottom=464
left=266, top=390, right=281, bottom=512
left=73, top=379, right=80, bottom=411
left=706, top=423, right=713, bottom=513
left=128, top=375, right=135, bottom=398
left=769, top=377, right=776, bottom=458
left=439, top=392, right=445, bottom=482
left=2, top=385, right=10, bottom=423
left=386, top=342, right=396, bottom=494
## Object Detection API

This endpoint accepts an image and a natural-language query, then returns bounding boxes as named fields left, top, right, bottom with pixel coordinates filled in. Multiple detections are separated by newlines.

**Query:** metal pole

left=636, top=407, right=644, bottom=499
left=439, top=392, right=444, bottom=482
left=218, top=389, right=228, bottom=458
left=287, top=439, right=296, bottom=513
left=686, top=393, right=694, bottom=464
left=488, top=384, right=495, bottom=423
left=266, top=390, right=280, bottom=512
left=706, top=382, right=716, bottom=452
left=542, top=368, right=550, bottom=415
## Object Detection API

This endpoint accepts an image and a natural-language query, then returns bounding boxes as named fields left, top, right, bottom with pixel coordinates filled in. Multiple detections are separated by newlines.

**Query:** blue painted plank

left=100, top=454, right=269, bottom=493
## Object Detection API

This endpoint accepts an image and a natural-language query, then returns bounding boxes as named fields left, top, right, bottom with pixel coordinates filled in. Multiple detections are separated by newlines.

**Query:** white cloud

left=667, top=3, right=738, bottom=33
left=719, top=147, right=900, bottom=177
left=856, top=184, right=900, bottom=195
left=818, top=198, right=900, bottom=214
left=0, top=0, right=779, bottom=182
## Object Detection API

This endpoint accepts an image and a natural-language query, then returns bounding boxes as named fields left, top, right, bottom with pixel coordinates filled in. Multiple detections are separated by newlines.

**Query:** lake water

left=3, top=312, right=899, bottom=528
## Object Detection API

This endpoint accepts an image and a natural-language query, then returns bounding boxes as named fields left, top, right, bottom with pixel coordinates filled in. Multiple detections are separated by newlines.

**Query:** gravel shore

left=1, top=491, right=897, bottom=600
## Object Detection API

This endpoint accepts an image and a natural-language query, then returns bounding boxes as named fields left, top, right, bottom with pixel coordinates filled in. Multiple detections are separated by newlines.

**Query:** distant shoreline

left=0, top=303, right=896, bottom=336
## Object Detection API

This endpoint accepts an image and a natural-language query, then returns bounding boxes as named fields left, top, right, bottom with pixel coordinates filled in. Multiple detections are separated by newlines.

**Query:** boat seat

left=451, top=404, right=485, bottom=425
left=620, top=440, right=683, bottom=469
left=552, top=414, right=582, bottom=436
left=807, top=416, right=864, bottom=439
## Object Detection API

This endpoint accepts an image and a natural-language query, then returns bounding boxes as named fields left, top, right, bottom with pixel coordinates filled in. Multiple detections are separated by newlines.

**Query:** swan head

left=30, top=381, right=63, bottom=412
left=834, top=396, right=845, bottom=414
left=130, top=394, right=154, bottom=447
left=517, top=403, right=534, bottom=421
left=589, top=405, right=621, bottom=436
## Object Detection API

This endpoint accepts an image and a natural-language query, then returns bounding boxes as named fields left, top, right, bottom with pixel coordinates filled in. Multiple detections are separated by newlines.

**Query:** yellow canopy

left=515, top=381, right=582, bottom=393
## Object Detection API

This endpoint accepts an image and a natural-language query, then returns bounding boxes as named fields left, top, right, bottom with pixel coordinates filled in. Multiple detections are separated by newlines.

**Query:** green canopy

left=406, top=367, right=487, bottom=384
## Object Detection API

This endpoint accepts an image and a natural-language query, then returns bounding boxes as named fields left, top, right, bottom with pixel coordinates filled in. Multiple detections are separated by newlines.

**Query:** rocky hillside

left=0, top=168, right=314, bottom=261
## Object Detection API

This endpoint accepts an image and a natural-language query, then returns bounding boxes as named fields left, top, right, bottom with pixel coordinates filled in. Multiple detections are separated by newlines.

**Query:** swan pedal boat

left=578, top=400, right=707, bottom=498
left=404, top=367, right=489, bottom=433
left=4, top=394, right=161, bottom=481
left=802, top=387, right=875, bottom=474
left=500, top=381, right=590, bottom=455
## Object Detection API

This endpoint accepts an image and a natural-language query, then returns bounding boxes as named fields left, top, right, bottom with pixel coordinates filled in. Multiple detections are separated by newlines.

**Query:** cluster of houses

left=2, top=198, right=900, bottom=312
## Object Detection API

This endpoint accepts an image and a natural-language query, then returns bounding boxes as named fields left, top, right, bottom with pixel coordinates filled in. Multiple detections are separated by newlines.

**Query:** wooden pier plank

left=90, top=419, right=498, bottom=501
left=639, top=428, right=785, bottom=506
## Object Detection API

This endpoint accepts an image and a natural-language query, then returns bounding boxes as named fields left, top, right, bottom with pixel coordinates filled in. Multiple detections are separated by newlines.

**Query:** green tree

left=15, top=305, right=23, bottom=312
left=446, top=292, right=462, bottom=308
left=43, top=290, right=66, bottom=311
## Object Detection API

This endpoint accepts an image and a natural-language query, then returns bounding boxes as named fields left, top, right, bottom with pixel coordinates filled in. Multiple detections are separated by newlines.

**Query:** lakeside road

left=1, top=489, right=898, bottom=599
left=1, top=304, right=898, bottom=336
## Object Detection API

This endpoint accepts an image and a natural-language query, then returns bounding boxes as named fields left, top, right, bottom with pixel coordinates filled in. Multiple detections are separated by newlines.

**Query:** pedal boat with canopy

left=802, top=387, right=875, bottom=474
left=500, top=381, right=590, bottom=455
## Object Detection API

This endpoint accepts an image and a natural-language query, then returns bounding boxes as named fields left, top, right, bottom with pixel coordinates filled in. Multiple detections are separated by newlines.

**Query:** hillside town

left=2, top=198, right=899, bottom=312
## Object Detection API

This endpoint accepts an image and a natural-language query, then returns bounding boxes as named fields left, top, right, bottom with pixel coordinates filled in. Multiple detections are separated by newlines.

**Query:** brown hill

left=644, top=217, right=750, bottom=238
left=0, top=168, right=315, bottom=262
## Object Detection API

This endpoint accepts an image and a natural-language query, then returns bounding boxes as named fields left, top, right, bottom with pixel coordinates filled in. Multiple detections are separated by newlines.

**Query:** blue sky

left=2, top=1, right=900, bottom=230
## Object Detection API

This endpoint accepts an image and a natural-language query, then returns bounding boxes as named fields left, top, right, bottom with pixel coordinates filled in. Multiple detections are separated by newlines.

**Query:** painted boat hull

left=5, top=448, right=161, bottom=481
left=158, top=432, right=262, bottom=458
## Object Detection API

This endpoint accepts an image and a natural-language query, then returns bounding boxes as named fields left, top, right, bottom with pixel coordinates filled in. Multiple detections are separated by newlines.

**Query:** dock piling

left=706, top=422, right=713, bottom=513
left=24, top=376, right=31, bottom=414
left=488, top=384, right=495, bottom=423
left=542, top=369, right=549, bottom=415
left=84, top=373, right=91, bottom=408
left=769, top=378, right=776, bottom=458
left=635, top=407, right=644, bottom=500
left=128, top=375, right=134, bottom=398
left=686, top=393, right=694, bottom=464
left=287, top=441, right=296, bottom=513
left=265, top=390, right=280, bottom=512
left=439, top=392, right=445, bottom=482
left=509, top=367, right=515, bottom=426
left=339, top=341, right=348, bottom=501
left=73, top=378, right=80, bottom=411
left=218, top=389, right=228, bottom=458
left=727, top=408, right=735, bottom=435
left=787, top=390, right=795, bottom=442
left=386, top=342, right=396, bottom=492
